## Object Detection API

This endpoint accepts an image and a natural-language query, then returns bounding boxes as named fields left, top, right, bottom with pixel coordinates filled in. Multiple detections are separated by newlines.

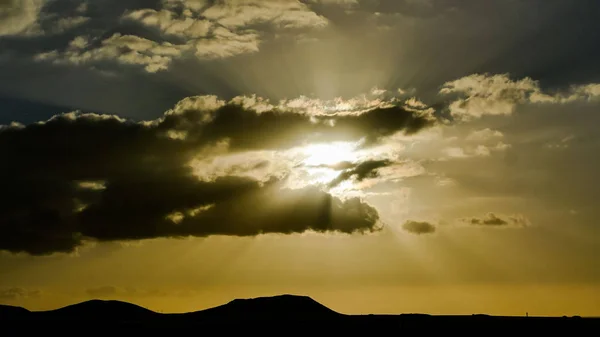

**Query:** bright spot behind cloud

left=301, top=141, right=358, bottom=166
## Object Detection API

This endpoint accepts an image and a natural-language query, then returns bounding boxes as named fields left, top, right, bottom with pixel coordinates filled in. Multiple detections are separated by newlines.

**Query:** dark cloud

left=0, top=98, right=432, bottom=255
left=459, top=213, right=530, bottom=227
left=402, top=220, right=436, bottom=235
left=81, top=177, right=380, bottom=241
left=160, top=102, right=433, bottom=150
left=0, top=287, right=41, bottom=300
left=327, top=159, right=392, bottom=188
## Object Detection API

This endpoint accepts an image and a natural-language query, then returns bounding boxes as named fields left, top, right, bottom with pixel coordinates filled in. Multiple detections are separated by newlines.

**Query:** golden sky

left=1, top=0, right=600, bottom=317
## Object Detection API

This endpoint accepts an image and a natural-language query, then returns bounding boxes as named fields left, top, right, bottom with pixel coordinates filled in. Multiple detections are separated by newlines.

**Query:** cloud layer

left=1, top=69, right=600, bottom=255
left=440, top=74, right=600, bottom=120
left=5, top=0, right=329, bottom=72
left=0, top=95, right=434, bottom=255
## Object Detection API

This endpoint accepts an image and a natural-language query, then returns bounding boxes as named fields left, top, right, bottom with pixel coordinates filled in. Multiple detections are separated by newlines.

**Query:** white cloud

left=440, top=73, right=600, bottom=120
left=48, top=15, right=90, bottom=34
left=193, top=27, right=260, bottom=59
left=35, top=33, right=185, bottom=73
left=441, top=141, right=509, bottom=160
left=465, top=128, right=504, bottom=142
left=442, top=146, right=468, bottom=158
left=201, top=0, right=328, bottom=30
left=190, top=149, right=293, bottom=183
left=123, top=8, right=212, bottom=39
left=0, top=0, right=91, bottom=37
left=440, top=74, right=539, bottom=119
left=0, top=0, right=44, bottom=36
left=167, top=95, right=227, bottom=116
left=88, top=0, right=331, bottom=70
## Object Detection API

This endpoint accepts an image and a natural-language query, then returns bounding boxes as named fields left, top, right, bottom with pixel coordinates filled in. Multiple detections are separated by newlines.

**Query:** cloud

left=36, top=33, right=181, bottom=73
left=35, top=33, right=183, bottom=73
left=0, top=93, right=435, bottom=255
left=46, top=16, right=90, bottom=34
left=308, top=0, right=358, bottom=5
left=307, top=0, right=464, bottom=18
left=199, top=0, right=328, bottom=30
left=465, top=128, right=503, bottom=142
left=327, top=159, right=392, bottom=188
left=441, top=142, right=510, bottom=160
left=421, top=93, right=600, bottom=223
left=0, top=0, right=94, bottom=37
left=0, top=0, right=44, bottom=36
left=402, top=220, right=436, bottom=234
left=159, top=94, right=434, bottom=150
left=459, top=213, right=530, bottom=227
left=440, top=73, right=600, bottom=120
left=26, top=0, right=329, bottom=72
left=0, top=287, right=41, bottom=300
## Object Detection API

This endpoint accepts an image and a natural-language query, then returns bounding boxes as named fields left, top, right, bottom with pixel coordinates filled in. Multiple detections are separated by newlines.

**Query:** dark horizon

left=2, top=294, right=596, bottom=318
left=3, top=294, right=599, bottom=334
left=2, top=294, right=597, bottom=319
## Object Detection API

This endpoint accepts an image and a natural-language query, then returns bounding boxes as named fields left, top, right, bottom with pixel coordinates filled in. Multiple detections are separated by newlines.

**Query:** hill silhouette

left=1, top=294, right=599, bottom=332
left=38, top=299, right=157, bottom=320
left=182, top=294, right=341, bottom=321
left=0, top=304, right=30, bottom=318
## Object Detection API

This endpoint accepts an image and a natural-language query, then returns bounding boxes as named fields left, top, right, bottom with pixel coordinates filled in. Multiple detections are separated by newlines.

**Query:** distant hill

left=1, top=295, right=338, bottom=322
left=0, top=304, right=30, bottom=318
left=32, top=299, right=157, bottom=321
left=1, top=294, right=598, bottom=332
left=183, top=294, right=342, bottom=321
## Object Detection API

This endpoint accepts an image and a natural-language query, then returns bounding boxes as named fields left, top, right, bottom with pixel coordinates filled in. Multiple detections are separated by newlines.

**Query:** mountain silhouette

left=0, top=304, right=30, bottom=318
left=36, top=299, right=156, bottom=320
left=184, top=294, right=341, bottom=321
left=1, top=294, right=599, bottom=332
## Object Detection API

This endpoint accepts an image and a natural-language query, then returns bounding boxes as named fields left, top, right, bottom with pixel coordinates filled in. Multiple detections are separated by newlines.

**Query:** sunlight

left=304, top=167, right=341, bottom=185
left=296, top=142, right=358, bottom=187
left=301, top=142, right=357, bottom=167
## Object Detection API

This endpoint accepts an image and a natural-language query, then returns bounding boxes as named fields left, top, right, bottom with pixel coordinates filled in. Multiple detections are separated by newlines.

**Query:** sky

left=1, top=0, right=600, bottom=316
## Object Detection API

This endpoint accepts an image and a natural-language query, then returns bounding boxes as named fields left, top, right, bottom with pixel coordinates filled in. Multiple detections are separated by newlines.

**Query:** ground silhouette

left=180, top=294, right=341, bottom=321
left=0, top=304, right=30, bottom=318
left=1, top=294, right=598, bottom=333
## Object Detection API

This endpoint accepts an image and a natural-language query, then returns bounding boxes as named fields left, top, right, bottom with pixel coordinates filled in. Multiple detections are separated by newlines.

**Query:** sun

left=297, top=142, right=358, bottom=186
left=301, top=142, right=357, bottom=167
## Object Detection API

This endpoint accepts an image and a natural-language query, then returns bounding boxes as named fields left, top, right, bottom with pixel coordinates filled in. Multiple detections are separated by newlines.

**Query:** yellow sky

left=2, top=0, right=600, bottom=319
left=2, top=228, right=600, bottom=316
